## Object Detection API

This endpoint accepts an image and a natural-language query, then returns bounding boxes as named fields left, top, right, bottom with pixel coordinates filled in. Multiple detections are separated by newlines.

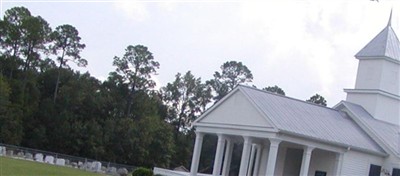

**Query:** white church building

left=154, top=12, right=400, bottom=176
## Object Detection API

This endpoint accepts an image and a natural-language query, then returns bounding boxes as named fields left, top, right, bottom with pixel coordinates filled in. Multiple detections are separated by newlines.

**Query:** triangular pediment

left=195, top=89, right=274, bottom=129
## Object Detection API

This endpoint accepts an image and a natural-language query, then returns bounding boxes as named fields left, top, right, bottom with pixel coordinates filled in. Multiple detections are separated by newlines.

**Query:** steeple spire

left=388, top=8, right=393, bottom=27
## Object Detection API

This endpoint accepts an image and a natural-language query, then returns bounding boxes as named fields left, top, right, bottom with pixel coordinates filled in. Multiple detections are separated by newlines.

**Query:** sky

left=1, top=0, right=399, bottom=106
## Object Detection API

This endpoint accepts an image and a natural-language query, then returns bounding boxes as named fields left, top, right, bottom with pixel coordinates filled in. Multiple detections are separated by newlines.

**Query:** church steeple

left=355, top=10, right=400, bottom=62
left=388, top=8, right=392, bottom=27
left=345, top=10, right=400, bottom=126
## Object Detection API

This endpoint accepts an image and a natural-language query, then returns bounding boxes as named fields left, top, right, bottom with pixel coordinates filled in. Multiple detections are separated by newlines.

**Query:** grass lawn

left=0, top=156, right=104, bottom=176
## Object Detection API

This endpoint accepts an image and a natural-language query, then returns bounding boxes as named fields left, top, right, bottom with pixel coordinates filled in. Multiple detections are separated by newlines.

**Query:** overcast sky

left=1, top=0, right=398, bottom=106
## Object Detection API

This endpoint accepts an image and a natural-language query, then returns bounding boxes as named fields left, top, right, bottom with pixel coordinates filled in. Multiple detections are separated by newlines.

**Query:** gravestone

left=91, top=161, right=102, bottom=172
left=55, top=158, right=65, bottom=166
left=117, top=168, right=128, bottom=176
left=101, top=166, right=107, bottom=172
left=1, top=147, right=5, bottom=156
left=25, top=153, right=33, bottom=160
left=71, top=162, right=78, bottom=168
left=86, top=162, right=92, bottom=170
left=107, top=167, right=118, bottom=176
left=0, top=146, right=3, bottom=156
left=17, top=151, right=24, bottom=158
left=6, top=150, right=13, bottom=156
left=44, top=155, right=54, bottom=164
left=65, top=159, right=70, bottom=166
left=35, top=153, right=44, bottom=162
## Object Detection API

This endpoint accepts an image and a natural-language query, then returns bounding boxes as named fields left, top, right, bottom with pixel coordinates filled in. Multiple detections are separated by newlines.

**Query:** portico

left=189, top=129, right=344, bottom=176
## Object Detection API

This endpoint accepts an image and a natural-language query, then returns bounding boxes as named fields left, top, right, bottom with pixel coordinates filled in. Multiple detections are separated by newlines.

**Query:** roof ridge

left=238, top=84, right=337, bottom=111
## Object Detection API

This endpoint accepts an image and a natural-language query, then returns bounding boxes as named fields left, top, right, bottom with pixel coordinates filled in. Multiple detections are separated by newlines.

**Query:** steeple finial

left=388, top=8, right=393, bottom=27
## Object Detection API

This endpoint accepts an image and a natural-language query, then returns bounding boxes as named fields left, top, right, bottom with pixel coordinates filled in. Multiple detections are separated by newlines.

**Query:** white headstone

left=6, top=150, right=13, bottom=156
left=35, top=153, right=43, bottom=162
left=91, top=161, right=102, bottom=172
left=107, top=167, right=117, bottom=175
left=0, top=146, right=3, bottom=156
left=25, top=153, right=33, bottom=160
left=55, top=158, right=65, bottom=166
left=44, top=155, right=54, bottom=164
left=1, top=147, right=5, bottom=156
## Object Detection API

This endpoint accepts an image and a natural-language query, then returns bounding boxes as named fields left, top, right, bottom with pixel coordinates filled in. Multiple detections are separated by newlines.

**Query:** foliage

left=132, top=167, right=154, bottom=176
left=263, top=85, right=285, bottom=95
left=50, top=24, right=86, bottom=103
left=162, top=71, right=212, bottom=133
left=306, top=93, right=327, bottom=106
left=207, top=61, right=253, bottom=101
left=113, top=45, right=160, bottom=118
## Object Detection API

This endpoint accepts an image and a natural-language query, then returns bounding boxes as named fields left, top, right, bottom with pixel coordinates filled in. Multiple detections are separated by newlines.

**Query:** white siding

left=341, top=150, right=384, bottom=176
left=309, top=149, right=336, bottom=176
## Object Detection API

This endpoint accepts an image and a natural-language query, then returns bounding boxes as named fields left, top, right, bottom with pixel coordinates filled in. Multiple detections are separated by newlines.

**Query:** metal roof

left=239, top=86, right=384, bottom=154
left=355, top=18, right=400, bottom=61
left=341, top=101, right=400, bottom=156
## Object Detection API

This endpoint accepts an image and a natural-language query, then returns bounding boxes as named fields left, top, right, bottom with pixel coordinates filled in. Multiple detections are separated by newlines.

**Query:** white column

left=190, top=132, right=204, bottom=176
left=239, top=136, right=252, bottom=176
left=213, top=134, right=226, bottom=176
left=247, top=144, right=257, bottom=176
left=258, top=142, right=269, bottom=176
left=222, top=139, right=233, bottom=176
left=334, top=153, right=344, bottom=176
left=265, top=138, right=281, bottom=176
left=299, top=146, right=314, bottom=176
left=253, top=145, right=262, bottom=176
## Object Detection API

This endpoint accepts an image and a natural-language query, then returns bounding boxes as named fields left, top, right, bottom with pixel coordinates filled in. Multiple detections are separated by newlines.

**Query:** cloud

left=113, top=0, right=148, bottom=21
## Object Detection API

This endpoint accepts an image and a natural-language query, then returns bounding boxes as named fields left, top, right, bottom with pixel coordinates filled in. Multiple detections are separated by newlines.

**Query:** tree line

left=0, top=6, right=327, bottom=171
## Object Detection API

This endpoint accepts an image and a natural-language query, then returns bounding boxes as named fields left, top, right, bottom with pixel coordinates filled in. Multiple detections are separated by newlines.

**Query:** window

left=392, top=168, right=400, bottom=176
left=368, top=164, right=381, bottom=176
left=315, top=171, right=327, bottom=176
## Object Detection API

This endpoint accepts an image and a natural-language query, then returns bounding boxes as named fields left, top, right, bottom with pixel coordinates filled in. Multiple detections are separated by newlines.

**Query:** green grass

left=0, top=156, right=104, bottom=176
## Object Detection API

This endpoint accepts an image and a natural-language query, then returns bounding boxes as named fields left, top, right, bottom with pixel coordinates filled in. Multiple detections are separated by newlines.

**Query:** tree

left=162, top=71, right=212, bottom=133
left=50, top=24, right=86, bottom=103
left=306, top=94, right=327, bottom=106
left=0, top=74, right=23, bottom=145
left=263, top=85, right=285, bottom=95
left=2, top=7, right=51, bottom=70
left=113, top=45, right=160, bottom=118
left=207, top=61, right=253, bottom=101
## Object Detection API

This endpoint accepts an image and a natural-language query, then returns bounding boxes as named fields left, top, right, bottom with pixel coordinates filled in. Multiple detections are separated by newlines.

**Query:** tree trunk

left=53, top=51, right=65, bottom=104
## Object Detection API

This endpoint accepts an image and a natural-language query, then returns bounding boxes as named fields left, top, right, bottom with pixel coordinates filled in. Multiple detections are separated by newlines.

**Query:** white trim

left=194, top=122, right=277, bottom=133
left=344, top=89, right=400, bottom=100
left=355, top=55, right=400, bottom=65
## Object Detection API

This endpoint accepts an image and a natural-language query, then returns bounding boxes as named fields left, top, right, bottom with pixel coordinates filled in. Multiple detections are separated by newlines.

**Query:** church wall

left=308, top=149, right=336, bottom=176
left=346, top=93, right=378, bottom=117
left=355, top=59, right=384, bottom=90
left=381, top=60, right=400, bottom=95
left=375, top=94, right=400, bottom=126
left=341, top=150, right=384, bottom=176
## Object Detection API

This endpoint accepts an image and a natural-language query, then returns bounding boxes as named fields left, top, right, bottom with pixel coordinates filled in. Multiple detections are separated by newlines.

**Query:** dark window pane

left=369, top=164, right=381, bottom=176
left=393, top=168, right=400, bottom=176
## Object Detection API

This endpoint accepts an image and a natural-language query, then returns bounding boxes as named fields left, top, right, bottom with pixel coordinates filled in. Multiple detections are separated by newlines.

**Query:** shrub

left=132, top=167, right=153, bottom=176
